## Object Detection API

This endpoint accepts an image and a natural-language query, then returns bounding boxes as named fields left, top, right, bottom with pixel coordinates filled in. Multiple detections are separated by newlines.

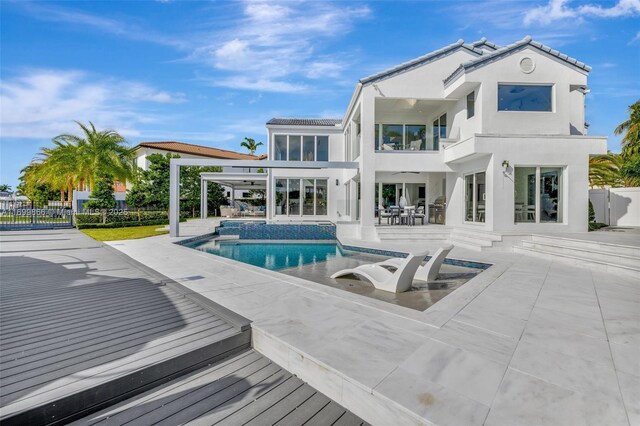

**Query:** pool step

left=449, top=229, right=503, bottom=252
left=514, top=235, right=640, bottom=278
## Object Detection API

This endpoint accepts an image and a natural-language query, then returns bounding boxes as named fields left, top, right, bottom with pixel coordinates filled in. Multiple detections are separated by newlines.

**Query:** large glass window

left=405, top=125, right=426, bottom=150
left=381, top=124, right=403, bottom=150
left=317, top=136, right=329, bottom=161
left=432, top=113, right=446, bottom=151
left=274, top=135, right=287, bottom=161
left=464, top=172, right=485, bottom=223
left=375, top=124, right=431, bottom=151
left=303, top=179, right=315, bottom=215
left=498, top=84, right=552, bottom=112
left=303, top=136, right=315, bottom=161
left=275, top=135, right=328, bottom=161
left=288, top=179, right=300, bottom=215
left=275, top=179, right=287, bottom=215
left=316, top=179, right=328, bottom=215
left=540, top=167, right=563, bottom=222
left=288, top=136, right=301, bottom=161
left=275, top=178, right=329, bottom=216
left=514, top=166, right=563, bottom=223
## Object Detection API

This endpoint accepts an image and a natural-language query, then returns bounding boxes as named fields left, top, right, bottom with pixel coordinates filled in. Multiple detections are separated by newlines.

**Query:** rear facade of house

left=264, top=36, right=607, bottom=242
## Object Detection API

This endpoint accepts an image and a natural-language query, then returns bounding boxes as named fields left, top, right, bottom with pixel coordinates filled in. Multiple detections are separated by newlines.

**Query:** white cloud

left=524, top=0, right=640, bottom=26
left=0, top=69, right=186, bottom=139
left=191, top=0, right=371, bottom=92
left=630, top=31, right=640, bottom=43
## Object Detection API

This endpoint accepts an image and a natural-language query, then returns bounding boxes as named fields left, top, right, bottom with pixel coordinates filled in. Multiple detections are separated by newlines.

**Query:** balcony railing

left=376, top=134, right=440, bottom=152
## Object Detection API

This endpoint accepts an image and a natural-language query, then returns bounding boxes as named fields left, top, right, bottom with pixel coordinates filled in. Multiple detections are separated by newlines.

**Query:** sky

left=1, top=0, right=639, bottom=190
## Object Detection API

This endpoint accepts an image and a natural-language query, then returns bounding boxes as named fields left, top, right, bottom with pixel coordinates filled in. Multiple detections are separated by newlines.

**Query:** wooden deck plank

left=273, top=391, right=332, bottom=425
left=243, top=383, right=317, bottom=426
left=304, top=401, right=350, bottom=426
left=333, top=410, right=369, bottom=426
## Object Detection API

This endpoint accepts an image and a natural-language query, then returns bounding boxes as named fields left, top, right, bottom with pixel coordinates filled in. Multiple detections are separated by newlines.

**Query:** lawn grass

left=81, top=224, right=168, bottom=241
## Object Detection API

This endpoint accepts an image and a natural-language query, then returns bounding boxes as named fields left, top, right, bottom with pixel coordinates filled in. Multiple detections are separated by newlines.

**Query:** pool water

left=188, top=240, right=348, bottom=270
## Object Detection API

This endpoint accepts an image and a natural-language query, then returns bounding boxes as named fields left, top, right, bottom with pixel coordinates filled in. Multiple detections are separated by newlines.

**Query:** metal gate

left=0, top=207, right=74, bottom=230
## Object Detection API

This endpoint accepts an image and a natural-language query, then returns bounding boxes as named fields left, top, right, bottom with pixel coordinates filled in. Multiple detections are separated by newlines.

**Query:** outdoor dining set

left=377, top=205, right=426, bottom=226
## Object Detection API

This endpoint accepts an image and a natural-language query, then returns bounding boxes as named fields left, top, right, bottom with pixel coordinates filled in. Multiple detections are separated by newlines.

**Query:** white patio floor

left=109, top=220, right=639, bottom=426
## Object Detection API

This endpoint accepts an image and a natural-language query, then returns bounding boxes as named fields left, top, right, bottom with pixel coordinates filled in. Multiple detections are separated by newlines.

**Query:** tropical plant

left=0, top=184, right=12, bottom=193
left=84, top=173, right=117, bottom=223
left=615, top=100, right=640, bottom=158
left=240, top=137, right=263, bottom=155
left=589, top=153, right=640, bottom=188
left=17, top=164, right=59, bottom=206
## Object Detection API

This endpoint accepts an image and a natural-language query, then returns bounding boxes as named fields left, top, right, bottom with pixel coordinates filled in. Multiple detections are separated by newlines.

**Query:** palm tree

left=615, top=100, right=640, bottom=158
left=51, top=121, right=136, bottom=191
left=0, top=184, right=11, bottom=193
left=240, top=137, right=263, bottom=155
left=589, top=153, right=640, bottom=188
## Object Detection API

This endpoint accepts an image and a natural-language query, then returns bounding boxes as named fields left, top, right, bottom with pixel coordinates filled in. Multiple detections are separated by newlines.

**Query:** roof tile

left=266, top=118, right=342, bottom=126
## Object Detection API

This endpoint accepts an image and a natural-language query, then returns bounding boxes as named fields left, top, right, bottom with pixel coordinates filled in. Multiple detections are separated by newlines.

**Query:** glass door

left=464, top=172, right=486, bottom=223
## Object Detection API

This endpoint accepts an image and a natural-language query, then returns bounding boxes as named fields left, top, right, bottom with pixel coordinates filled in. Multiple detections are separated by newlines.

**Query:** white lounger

left=377, top=244, right=454, bottom=282
left=330, top=250, right=429, bottom=293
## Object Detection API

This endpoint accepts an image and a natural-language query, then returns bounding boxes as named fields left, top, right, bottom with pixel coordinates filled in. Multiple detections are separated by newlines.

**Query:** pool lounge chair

left=330, top=250, right=429, bottom=293
left=377, top=244, right=454, bottom=282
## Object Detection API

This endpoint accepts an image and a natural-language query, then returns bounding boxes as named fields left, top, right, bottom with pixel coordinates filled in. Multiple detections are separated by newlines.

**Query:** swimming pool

left=187, top=240, right=349, bottom=270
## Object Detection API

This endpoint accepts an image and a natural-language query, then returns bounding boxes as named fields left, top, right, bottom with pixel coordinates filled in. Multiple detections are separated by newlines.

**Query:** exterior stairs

left=449, top=228, right=504, bottom=251
left=514, top=234, right=640, bottom=279
left=375, top=225, right=451, bottom=242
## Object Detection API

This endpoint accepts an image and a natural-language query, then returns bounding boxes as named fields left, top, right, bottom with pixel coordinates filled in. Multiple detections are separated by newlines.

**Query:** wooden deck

left=0, top=229, right=367, bottom=426
left=0, top=230, right=251, bottom=425
left=75, top=349, right=368, bottom=426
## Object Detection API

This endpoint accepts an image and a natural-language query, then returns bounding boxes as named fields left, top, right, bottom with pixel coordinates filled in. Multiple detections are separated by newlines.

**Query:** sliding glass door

left=464, top=172, right=486, bottom=223
left=275, top=178, right=329, bottom=216
left=514, top=166, right=563, bottom=223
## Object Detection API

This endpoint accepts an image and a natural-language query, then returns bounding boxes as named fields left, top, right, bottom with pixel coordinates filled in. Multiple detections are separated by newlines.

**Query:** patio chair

left=330, top=249, right=429, bottom=293
left=377, top=244, right=453, bottom=282
left=414, top=206, right=426, bottom=225
left=378, top=207, right=393, bottom=225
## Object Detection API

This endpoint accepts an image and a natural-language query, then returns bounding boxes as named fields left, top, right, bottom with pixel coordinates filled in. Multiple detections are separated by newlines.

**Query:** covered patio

left=199, top=172, right=267, bottom=218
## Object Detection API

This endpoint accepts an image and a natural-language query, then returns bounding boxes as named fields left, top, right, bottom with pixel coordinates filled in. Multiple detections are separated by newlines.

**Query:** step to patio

left=73, top=349, right=369, bottom=426
left=530, top=234, right=640, bottom=258
left=450, top=229, right=503, bottom=251
left=376, top=226, right=451, bottom=242
left=514, top=237, right=640, bottom=279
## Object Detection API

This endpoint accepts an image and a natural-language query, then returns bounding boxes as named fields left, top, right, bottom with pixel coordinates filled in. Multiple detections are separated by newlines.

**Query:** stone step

left=531, top=234, right=640, bottom=258
left=450, top=229, right=503, bottom=242
left=521, top=240, right=640, bottom=269
left=450, top=234, right=494, bottom=248
left=514, top=245, right=640, bottom=279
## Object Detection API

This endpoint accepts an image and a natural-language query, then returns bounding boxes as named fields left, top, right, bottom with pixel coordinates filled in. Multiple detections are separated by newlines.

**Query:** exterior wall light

left=336, top=179, right=340, bottom=186
left=502, top=160, right=510, bottom=170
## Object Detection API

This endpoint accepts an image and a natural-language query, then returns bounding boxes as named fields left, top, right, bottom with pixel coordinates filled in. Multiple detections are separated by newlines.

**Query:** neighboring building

left=265, top=36, right=607, bottom=242
left=134, top=141, right=266, bottom=201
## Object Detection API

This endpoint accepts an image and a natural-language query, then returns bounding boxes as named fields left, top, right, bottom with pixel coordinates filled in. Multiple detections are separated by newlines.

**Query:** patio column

left=200, top=179, right=208, bottom=219
left=230, top=185, right=235, bottom=206
left=378, top=182, right=383, bottom=208
left=359, top=89, right=377, bottom=240
left=169, top=161, right=180, bottom=237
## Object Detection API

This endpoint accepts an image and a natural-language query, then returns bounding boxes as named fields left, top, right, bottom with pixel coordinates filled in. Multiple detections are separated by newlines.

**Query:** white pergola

left=169, top=158, right=358, bottom=237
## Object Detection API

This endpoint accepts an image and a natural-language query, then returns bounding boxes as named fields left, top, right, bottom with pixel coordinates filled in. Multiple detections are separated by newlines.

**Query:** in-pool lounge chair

left=377, top=244, right=454, bottom=282
left=330, top=250, right=429, bottom=293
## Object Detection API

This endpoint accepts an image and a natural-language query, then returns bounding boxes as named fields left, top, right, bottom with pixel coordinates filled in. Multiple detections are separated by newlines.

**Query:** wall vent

left=520, top=57, right=535, bottom=74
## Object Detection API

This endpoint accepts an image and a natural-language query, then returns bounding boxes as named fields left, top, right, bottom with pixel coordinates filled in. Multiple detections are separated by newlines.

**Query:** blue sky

left=1, top=0, right=639, bottom=189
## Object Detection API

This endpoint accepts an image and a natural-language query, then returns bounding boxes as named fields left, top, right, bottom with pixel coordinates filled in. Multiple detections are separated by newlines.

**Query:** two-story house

left=263, top=36, right=606, bottom=244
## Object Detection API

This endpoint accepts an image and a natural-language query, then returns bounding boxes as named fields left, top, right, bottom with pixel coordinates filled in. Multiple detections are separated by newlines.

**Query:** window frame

left=513, top=165, right=565, bottom=224
left=467, top=91, right=475, bottom=119
left=273, top=177, right=329, bottom=217
left=497, top=83, right=554, bottom=113
left=272, top=134, right=330, bottom=162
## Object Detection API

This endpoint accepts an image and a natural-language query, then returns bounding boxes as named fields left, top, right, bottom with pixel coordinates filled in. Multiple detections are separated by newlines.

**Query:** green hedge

left=75, top=219, right=169, bottom=229
left=75, top=211, right=168, bottom=225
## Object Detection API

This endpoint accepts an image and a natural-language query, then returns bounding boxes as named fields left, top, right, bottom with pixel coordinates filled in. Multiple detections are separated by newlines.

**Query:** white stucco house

left=261, top=36, right=606, bottom=245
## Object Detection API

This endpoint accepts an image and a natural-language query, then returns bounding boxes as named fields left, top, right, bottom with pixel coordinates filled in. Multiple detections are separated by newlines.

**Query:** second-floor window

left=432, top=113, right=447, bottom=150
left=375, top=124, right=427, bottom=151
left=498, top=84, right=552, bottom=112
left=274, top=135, right=329, bottom=161
left=467, top=91, right=475, bottom=119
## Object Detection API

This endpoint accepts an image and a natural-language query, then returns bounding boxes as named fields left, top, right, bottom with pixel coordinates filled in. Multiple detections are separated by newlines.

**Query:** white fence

left=589, top=187, right=640, bottom=226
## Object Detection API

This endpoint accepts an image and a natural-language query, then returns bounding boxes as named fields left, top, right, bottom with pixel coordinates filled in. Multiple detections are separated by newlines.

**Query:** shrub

left=588, top=200, right=595, bottom=223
